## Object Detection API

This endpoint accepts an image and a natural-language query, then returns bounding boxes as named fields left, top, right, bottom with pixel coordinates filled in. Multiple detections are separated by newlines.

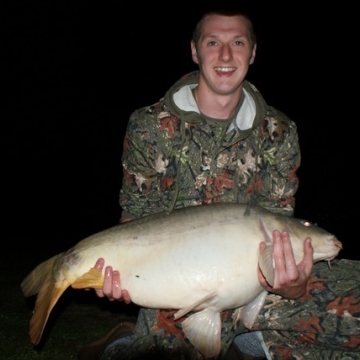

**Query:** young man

left=79, top=7, right=360, bottom=360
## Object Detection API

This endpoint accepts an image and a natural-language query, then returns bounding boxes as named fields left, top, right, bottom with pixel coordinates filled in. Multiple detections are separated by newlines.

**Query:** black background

left=4, top=2, right=357, bottom=260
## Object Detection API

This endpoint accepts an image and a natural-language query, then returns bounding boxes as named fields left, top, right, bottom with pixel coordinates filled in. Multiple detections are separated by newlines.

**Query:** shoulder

left=265, top=106, right=298, bottom=133
left=126, top=99, right=182, bottom=142
left=130, top=98, right=165, bottom=118
left=266, top=106, right=293, bottom=121
left=243, top=80, right=296, bottom=126
left=128, top=99, right=166, bottom=127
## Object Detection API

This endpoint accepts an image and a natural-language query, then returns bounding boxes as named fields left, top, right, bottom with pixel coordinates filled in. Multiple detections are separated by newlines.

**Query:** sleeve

left=119, top=107, right=178, bottom=220
left=256, top=108, right=301, bottom=217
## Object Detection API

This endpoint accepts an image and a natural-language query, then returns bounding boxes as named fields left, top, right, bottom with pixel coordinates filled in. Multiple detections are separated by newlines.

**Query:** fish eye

left=301, top=220, right=312, bottom=227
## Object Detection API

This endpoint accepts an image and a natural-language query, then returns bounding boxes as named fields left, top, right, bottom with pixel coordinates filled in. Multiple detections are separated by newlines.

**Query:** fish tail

left=21, top=254, right=59, bottom=297
left=21, top=254, right=71, bottom=345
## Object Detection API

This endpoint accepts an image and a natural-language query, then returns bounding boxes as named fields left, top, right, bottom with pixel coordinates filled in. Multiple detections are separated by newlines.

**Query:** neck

left=194, top=85, right=243, bottom=120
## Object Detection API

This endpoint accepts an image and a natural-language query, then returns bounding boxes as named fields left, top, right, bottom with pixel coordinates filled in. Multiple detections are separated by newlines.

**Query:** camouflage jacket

left=105, top=72, right=360, bottom=359
left=119, top=71, right=300, bottom=220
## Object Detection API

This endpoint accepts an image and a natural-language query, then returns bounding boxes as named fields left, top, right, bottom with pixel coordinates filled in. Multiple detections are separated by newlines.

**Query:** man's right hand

left=94, top=258, right=132, bottom=304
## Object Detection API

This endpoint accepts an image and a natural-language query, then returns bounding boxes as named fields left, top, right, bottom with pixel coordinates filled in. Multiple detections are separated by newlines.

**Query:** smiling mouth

left=214, top=67, right=236, bottom=72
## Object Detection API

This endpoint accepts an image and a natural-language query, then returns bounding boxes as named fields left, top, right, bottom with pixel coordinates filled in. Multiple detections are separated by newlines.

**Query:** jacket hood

left=164, top=70, right=268, bottom=134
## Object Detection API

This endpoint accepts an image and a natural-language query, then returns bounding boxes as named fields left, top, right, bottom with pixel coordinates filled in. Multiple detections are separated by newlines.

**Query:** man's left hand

left=257, top=230, right=313, bottom=299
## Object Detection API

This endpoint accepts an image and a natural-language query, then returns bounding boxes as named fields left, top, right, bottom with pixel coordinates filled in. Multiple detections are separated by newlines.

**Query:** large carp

left=21, top=203, right=342, bottom=358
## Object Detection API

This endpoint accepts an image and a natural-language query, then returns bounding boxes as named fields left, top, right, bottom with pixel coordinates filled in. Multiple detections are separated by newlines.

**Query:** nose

left=220, top=44, right=232, bottom=62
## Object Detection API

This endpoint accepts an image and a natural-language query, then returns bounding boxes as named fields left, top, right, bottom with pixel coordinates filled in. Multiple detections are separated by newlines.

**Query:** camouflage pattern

left=256, top=259, right=360, bottom=359
left=104, top=71, right=360, bottom=359
left=119, top=71, right=300, bottom=220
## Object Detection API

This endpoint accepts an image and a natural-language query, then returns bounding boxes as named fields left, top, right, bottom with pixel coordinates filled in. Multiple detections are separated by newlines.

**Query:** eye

left=300, top=220, right=317, bottom=227
left=234, top=40, right=244, bottom=46
left=207, top=40, right=217, bottom=46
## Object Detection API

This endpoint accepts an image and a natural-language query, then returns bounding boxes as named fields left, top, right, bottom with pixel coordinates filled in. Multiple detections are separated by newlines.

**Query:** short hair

left=191, top=6, right=257, bottom=49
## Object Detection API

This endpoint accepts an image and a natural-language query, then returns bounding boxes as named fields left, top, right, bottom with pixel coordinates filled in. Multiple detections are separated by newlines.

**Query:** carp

left=21, top=203, right=342, bottom=358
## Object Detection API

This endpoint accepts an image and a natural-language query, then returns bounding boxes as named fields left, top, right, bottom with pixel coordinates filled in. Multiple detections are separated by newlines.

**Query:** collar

left=173, top=84, right=256, bottom=131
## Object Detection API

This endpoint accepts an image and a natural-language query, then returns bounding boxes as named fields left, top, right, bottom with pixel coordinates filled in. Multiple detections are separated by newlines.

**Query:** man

left=79, top=6, right=360, bottom=360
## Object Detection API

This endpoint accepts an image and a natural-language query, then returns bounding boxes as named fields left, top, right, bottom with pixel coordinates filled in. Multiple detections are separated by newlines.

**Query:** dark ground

left=3, top=2, right=358, bottom=360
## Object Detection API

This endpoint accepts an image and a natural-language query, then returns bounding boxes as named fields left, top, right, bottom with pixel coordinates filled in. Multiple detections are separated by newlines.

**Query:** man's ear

left=250, top=43, right=257, bottom=65
left=191, top=40, right=199, bottom=64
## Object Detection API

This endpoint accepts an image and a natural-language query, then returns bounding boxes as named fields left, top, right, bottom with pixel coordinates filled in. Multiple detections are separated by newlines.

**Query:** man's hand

left=257, top=230, right=313, bottom=299
left=94, top=258, right=132, bottom=304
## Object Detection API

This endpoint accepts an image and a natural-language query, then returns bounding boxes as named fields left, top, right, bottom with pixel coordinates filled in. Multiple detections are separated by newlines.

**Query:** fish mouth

left=327, top=238, right=343, bottom=253
left=324, top=238, right=342, bottom=267
left=333, top=238, right=343, bottom=250
left=333, top=239, right=343, bottom=255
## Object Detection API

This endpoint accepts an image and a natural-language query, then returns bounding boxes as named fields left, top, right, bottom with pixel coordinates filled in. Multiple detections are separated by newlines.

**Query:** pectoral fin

left=173, top=291, right=217, bottom=320
left=258, top=244, right=275, bottom=287
left=181, top=308, right=221, bottom=358
left=71, top=267, right=104, bottom=290
left=234, top=290, right=268, bottom=329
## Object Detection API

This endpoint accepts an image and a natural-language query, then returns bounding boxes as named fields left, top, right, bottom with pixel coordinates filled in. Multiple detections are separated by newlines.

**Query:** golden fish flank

left=21, top=202, right=342, bottom=359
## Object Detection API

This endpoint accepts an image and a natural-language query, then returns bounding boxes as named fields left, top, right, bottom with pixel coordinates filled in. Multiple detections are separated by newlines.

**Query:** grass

left=1, top=249, right=138, bottom=360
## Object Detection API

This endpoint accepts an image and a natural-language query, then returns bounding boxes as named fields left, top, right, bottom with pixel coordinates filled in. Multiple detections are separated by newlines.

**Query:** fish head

left=282, top=217, right=343, bottom=264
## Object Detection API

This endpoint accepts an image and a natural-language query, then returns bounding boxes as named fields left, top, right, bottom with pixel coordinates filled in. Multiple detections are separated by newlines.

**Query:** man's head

left=192, top=8, right=257, bottom=52
left=190, top=8, right=257, bottom=98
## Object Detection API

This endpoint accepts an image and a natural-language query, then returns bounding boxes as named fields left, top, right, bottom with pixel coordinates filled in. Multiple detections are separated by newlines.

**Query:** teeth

left=214, top=67, right=235, bottom=72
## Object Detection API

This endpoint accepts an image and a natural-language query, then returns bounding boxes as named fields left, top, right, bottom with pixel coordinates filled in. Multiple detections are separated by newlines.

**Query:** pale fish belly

left=68, top=220, right=262, bottom=311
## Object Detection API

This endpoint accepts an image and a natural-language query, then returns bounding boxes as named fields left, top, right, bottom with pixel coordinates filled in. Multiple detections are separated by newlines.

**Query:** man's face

left=191, top=14, right=256, bottom=96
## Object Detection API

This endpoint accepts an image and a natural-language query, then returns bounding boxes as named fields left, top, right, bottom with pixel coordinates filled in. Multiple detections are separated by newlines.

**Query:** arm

left=119, top=106, right=181, bottom=221
left=257, top=109, right=312, bottom=298
left=256, top=108, right=301, bottom=216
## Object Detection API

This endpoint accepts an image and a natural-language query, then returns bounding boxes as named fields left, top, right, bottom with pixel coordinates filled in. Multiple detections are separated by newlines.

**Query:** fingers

left=272, top=231, right=289, bottom=287
left=259, top=241, right=267, bottom=252
left=266, top=232, right=313, bottom=298
left=280, top=231, right=297, bottom=275
left=300, top=237, right=314, bottom=276
left=93, top=258, right=132, bottom=303
left=101, top=266, right=114, bottom=298
left=94, top=258, right=105, bottom=271
left=303, top=237, right=313, bottom=260
left=102, top=268, right=123, bottom=300
left=122, top=289, right=132, bottom=304
left=272, top=230, right=299, bottom=288
left=94, top=258, right=105, bottom=297
left=94, top=259, right=118, bottom=299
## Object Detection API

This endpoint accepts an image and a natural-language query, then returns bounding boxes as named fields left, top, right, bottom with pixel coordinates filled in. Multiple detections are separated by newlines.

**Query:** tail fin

left=21, top=254, right=59, bottom=297
left=20, top=254, right=71, bottom=345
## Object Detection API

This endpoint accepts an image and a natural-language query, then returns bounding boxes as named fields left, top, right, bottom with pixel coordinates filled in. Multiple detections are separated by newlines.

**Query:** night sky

left=4, top=2, right=357, bottom=261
